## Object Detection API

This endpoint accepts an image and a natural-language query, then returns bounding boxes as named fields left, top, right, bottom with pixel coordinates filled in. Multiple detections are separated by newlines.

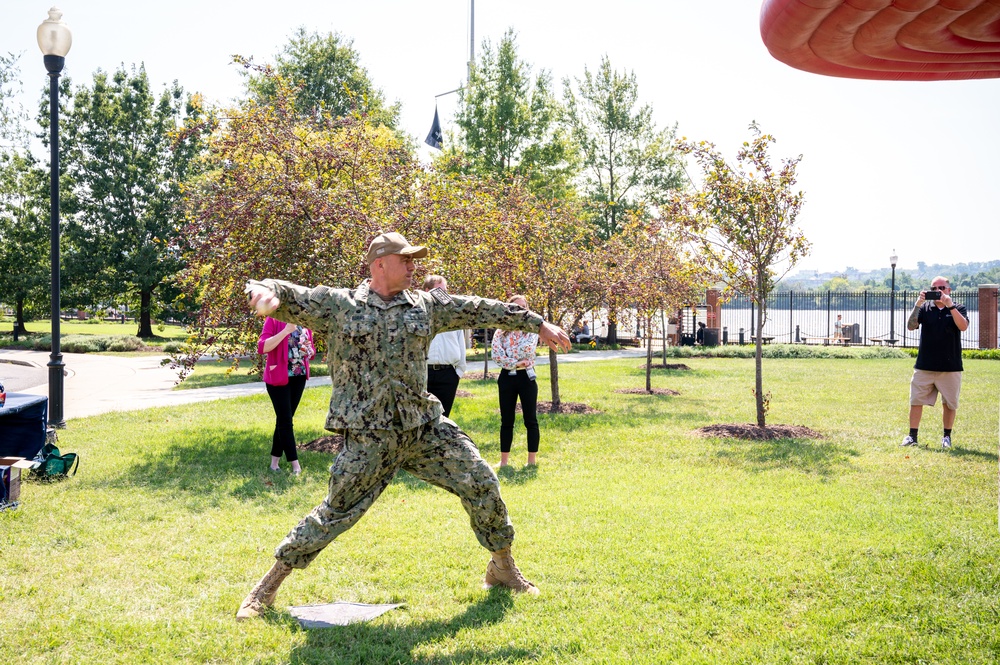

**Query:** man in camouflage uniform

left=237, top=232, right=571, bottom=620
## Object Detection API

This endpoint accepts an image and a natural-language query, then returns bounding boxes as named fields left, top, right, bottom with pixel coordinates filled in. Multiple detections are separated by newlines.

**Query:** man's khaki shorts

left=909, top=369, right=962, bottom=410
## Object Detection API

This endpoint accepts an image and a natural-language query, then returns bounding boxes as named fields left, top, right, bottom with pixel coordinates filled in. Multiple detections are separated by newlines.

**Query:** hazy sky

left=3, top=1, right=998, bottom=275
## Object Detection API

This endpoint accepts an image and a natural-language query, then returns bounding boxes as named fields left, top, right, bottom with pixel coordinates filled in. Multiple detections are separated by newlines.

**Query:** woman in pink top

left=258, top=316, right=315, bottom=475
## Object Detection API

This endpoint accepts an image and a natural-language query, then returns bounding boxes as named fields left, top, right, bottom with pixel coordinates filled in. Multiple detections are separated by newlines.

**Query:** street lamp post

left=889, top=251, right=898, bottom=345
left=37, top=7, right=72, bottom=428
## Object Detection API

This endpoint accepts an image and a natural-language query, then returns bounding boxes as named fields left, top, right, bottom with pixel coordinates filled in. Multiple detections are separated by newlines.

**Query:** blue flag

left=425, top=106, right=443, bottom=150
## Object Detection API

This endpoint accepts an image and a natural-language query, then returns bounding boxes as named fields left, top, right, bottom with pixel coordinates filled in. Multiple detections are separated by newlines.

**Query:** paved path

left=0, top=346, right=648, bottom=422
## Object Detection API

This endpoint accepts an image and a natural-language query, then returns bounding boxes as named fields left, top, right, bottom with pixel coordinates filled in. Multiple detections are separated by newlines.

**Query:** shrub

left=107, top=336, right=144, bottom=352
left=162, top=341, right=185, bottom=353
left=901, top=347, right=1000, bottom=361
left=0, top=335, right=37, bottom=350
left=61, top=337, right=102, bottom=353
left=647, top=343, right=910, bottom=360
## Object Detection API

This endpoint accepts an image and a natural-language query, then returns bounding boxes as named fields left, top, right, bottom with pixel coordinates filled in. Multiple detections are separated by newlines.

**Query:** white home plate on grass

left=288, top=602, right=404, bottom=628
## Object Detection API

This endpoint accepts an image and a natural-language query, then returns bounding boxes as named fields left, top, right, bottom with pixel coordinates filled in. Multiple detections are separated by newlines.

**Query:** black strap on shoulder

left=430, top=287, right=453, bottom=305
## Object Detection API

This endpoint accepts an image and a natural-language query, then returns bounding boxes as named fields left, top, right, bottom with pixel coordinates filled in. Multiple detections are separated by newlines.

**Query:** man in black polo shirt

left=901, top=276, right=969, bottom=449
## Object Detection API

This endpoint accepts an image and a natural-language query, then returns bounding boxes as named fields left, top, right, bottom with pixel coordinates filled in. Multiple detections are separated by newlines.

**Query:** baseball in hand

left=246, top=284, right=279, bottom=315
left=255, top=296, right=275, bottom=315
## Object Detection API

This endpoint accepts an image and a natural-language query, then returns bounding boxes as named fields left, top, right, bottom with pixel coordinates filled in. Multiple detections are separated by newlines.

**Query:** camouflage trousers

left=274, top=417, right=514, bottom=568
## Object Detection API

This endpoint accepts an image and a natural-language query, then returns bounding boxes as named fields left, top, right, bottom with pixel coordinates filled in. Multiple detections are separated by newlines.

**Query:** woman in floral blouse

left=491, top=295, right=540, bottom=467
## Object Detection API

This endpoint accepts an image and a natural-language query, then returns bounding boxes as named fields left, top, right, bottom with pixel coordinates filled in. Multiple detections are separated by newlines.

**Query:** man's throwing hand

left=539, top=322, right=571, bottom=353
left=245, top=281, right=280, bottom=316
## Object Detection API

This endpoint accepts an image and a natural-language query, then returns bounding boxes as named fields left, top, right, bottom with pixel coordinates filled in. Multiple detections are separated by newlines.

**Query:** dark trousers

left=265, top=375, right=307, bottom=462
left=497, top=369, right=539, bottom=453
left=427, top=366, right=461, bottom=417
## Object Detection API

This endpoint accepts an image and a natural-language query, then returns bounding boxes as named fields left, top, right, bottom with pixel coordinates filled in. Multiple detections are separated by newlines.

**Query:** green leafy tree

left=0, top=151, right=49, bottom=334
left=60, top=65, right=204, bottom=337
left=563, top=55, right=685, bottom=240
left=674, top=122, right=810, bottom=427
left=609, top=216, right=708, bottom=392
left=1, top=52, right=27, bottom=150
left=422, top=171, right=598, bottom=406
left=177, top=67, right=420, bottom=377
left=562, top=56, right=686, bottom=344
left=822, top=276, right=852, bottom=291
left=954, top=266, right=1000, bottom=288
left=241, top=28, right=400, bottom=129
left=446, top=29, right=577, bottom=200
left=1, top=53, right=47, bottom=334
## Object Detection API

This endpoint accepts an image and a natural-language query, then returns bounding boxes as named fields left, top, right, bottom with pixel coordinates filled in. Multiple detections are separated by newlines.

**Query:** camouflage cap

left=366, top=232, right=429, bottom=264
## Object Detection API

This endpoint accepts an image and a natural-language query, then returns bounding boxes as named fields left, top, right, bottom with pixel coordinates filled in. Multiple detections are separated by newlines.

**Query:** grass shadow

left=710, top=437, right=860, bottom=478
left=392, top=463, right=539, bottom=491
left=946, top=446, right=999, bottom=463
left=288, top=590, right=531, bottom=664
left=616, top=394, right=710, bottom=424
left=495, top=464, right=538, bottom=486
left=97, top=426, right=319, bottom=504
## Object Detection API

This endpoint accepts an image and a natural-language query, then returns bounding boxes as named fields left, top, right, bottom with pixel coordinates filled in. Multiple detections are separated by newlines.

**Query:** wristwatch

left=945, top=306, right=956, bottom=311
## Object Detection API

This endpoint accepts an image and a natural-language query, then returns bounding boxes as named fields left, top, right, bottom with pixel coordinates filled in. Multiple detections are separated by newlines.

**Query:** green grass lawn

left=174, top=357, right=263, bottom=390
left=175, top=358, right=333, bottom=390
left=2, top=357, right=998, bottom=663
left=0, top=318, right=189, bottom=339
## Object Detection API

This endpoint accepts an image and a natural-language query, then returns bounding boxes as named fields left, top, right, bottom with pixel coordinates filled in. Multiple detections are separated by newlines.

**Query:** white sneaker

left=941, top=435, right=952, bottom=449
left=901, top=435, right=918, bottom=447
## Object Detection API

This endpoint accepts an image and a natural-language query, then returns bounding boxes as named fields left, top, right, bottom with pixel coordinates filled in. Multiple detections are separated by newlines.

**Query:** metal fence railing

left=711, top=290, right=993, bottom=349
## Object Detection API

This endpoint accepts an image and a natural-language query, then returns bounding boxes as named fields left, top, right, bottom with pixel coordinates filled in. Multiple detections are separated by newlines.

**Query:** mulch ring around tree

left=465, top=372, right=498, bottom=381
left=300, top=435, right=345, bottom=454
left=694, top=424, right=823, bottom=441
left=511, top=401, right=601, bottom=415
left=615, top=387, right=681, bottom=396
left=455, top=389, right=474, bottom=398
left=637, top=363, right=692, bottom=371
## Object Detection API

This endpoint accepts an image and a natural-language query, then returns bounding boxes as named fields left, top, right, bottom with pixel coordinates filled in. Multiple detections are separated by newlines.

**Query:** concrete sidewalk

left=0, top=346, right=648, bottom=422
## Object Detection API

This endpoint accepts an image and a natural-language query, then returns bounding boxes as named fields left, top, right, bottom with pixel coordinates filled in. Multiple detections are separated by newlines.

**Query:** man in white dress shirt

left=423, top=275, right=467, bottom=417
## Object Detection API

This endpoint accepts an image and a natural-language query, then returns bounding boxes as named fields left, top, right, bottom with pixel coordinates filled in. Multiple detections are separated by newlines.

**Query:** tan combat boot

left=236, top=560, right=293, bottom=621
left=484, top=548, right=539, bottom=595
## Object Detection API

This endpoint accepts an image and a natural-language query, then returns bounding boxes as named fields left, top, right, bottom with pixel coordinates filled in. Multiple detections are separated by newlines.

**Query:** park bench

left=750, top=336, right=775, bottom=344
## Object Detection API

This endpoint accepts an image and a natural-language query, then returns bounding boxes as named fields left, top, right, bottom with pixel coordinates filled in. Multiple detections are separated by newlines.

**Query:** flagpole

left=426, top=0, right=475, bottom=150
left=469, top=0, right=475, bottom=83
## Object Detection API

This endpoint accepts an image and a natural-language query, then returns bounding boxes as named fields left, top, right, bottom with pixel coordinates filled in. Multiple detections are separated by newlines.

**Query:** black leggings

left=497, top=369, right=539, bottom=453
left=265, top=375, right=307, bottom=462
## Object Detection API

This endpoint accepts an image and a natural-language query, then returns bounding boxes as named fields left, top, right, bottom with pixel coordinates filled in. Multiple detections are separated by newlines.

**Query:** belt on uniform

left=428, top=364, right=454, bottom=371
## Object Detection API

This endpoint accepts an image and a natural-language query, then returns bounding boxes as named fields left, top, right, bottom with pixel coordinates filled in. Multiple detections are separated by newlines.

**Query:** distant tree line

left=778, top=259, right=1000, bottom=293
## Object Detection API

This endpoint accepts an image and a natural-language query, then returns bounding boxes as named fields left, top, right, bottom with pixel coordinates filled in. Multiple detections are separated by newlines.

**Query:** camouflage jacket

left=258, top=278, right=545, bottom=432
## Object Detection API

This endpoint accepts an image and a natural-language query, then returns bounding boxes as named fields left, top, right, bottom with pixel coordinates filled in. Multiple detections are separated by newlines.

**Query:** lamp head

left=890, top=251, right=898, bottom=268
left=37, top=7, right=72, bottom=59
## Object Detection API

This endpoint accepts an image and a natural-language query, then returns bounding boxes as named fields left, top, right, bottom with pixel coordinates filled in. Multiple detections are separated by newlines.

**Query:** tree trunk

left=13, top=297, right=29, bottom=338
left=137, top=286, right=154, bottom=338
left=607, top=320, right=618, bottom=346
left=645, top=322, right=653, bottom=392
left=548, top=347, right=561, bottom=407
left=755, top=299, right=766, bottom=427
left=660, top=309, right=667, bottom=365
left=483, top=329, right=490, bottom=379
